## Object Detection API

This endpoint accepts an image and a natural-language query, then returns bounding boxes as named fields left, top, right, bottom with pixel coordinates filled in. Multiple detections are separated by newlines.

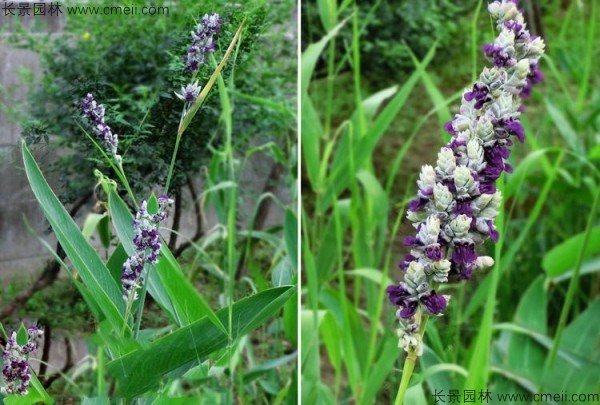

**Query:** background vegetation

left=301, top=0, right=600, bottom=403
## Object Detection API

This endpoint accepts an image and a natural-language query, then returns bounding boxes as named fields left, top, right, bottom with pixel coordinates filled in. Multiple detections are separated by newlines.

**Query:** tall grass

left=301, top=0, right=600, bottom=403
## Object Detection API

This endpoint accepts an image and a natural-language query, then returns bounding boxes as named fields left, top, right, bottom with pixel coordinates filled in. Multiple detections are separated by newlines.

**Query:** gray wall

left=0, top=10, right=65, bottom=278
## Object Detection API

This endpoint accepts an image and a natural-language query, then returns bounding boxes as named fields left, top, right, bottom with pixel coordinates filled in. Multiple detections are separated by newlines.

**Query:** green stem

left=163, top=132, right=182, bottom=196
left=81, top=126, right=137, bottom=207
left=133, top=267, right=150, bottom=338
left=546, top=185, right=600, bottom=367
left=121, top=295, right=134, bottom=336
left=395, top=353, right=417, bottom=405
left=97, top=345, right=105, bottom=396
left=394, top=314, right=428, bottom=405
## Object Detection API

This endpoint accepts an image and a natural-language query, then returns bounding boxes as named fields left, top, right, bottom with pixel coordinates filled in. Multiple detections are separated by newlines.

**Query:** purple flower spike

left=121, top=196, right=173, bottom=301
left=388, top=0, right=545, bottom=357
left=81, top=93, right=119, bottom=157
left=183, top=12, right=223, bottom=74
left=1, top=326, right=43, bottom=396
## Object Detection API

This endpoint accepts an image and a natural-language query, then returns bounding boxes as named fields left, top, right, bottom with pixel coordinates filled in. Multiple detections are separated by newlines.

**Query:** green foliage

left=12, top=0, right=292, bottom=203
left=301, top=0, right=468, bottom=83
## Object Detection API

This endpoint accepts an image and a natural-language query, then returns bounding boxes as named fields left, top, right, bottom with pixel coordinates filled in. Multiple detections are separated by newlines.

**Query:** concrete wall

left=0, top=7, right=65, bottom=278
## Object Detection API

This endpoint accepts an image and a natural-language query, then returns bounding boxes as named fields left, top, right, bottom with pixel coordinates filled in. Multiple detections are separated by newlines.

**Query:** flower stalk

left=387, top=1, right=545, bottom=403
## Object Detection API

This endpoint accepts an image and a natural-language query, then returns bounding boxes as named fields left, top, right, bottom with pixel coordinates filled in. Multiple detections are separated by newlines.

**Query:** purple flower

left=454, top=200, right=473, bottom=217
left=1, top=326, right=43, bottom=396
left=482, top=44, right=515, bottom=67
left=425, top=245, right=444, bottom=261
left=520, top=63, right=544, bottom=98
left=452, top=242, right=478, bottom=265
left=443, top=120, right=457, bottom=135
left=408, top=197, right=428, bottom=213
left=183, top=12, right=223, bottom=74
left=175, top=81, right=202, bottom=104
left=421, top=292, right=448, bottom=315
left=529, top=63, right=544, bottom=84
left=121, top=196, right=173, bottom=301
left=81, top=93, right=119, bottom=156
left=399, top=254, right=416, bottom=271
left=464, top=83, right=491, bottom=109
left=400, top=302, right=418, bottom=319
left=386, top=284, right=410, bottom=306
left=504, top=118, right=525, bottom=142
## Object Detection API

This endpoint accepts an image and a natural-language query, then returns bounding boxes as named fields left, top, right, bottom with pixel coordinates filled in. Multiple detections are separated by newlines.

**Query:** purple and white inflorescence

left=175, top=81, right=202, bottom=104
left=121, top=195, right=173, bottom=301
left=386, top=0, right=545, bottom=356
left=183, top=12, right=223, bottom=74
left=81, top=93, right=119, bottom=157
left=1, top=326, right=44, bottom=396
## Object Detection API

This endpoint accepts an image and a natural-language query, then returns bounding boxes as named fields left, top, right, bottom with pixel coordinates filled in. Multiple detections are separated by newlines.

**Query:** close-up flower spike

left=121, top=196, right=174, bottom=301
left=387, top=0, right=545, bottom=357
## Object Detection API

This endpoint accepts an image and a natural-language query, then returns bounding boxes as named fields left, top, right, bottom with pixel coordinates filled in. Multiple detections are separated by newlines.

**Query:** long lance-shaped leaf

left=178, top=20, right=246, bottom=137
left=108, top=189, right=225, bottom=332
left=106, top=286, right=295, bottom=398
left=22, top=142, right=126, bottom=332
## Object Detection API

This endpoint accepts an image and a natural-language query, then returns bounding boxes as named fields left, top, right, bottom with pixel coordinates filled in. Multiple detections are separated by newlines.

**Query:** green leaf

left=108, top=189, right=224, bottom=331
left=542, top=226, right=600, bottom=278
left=82, top=213, right=107, bottom=241
left=360, top=336, right=401, bottom=405
left=107, top=286, right=294, bottom=398
left=542, top=299, right=600, bottom=393
left=359, top=86, right=398, bottom=124
left=403, top=383, right=428, bottom=405
left=301, top=18, right=347, bottom=95
left=317, top=44, right=436, bottom=213
left=300, top=309, right=326, bottom=405
left=284, top=209, right=298, bottom=270
left=315, top=199, right=350, bottom=281
left=300, top=18, right=347, bottom=188
left=507, top=277, right=548, bottom=382
left=545, top=98, right=583, bottom=154
left=22, top=142, right=125, bottom=332
left=407, top=45, right=452, bottom=141
left=272, top=257, right=294, bottom=287
left=241, top=352, right=297, bottom=383
left=301, top=96, right=323, bottom=188
left=346, top=268, right=393, bottom=287
left=98, top=215, right=111, bottom=249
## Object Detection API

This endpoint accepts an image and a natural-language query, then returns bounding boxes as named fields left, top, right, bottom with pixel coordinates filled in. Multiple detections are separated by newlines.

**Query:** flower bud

left=436, top=148, right=456, bottom=178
